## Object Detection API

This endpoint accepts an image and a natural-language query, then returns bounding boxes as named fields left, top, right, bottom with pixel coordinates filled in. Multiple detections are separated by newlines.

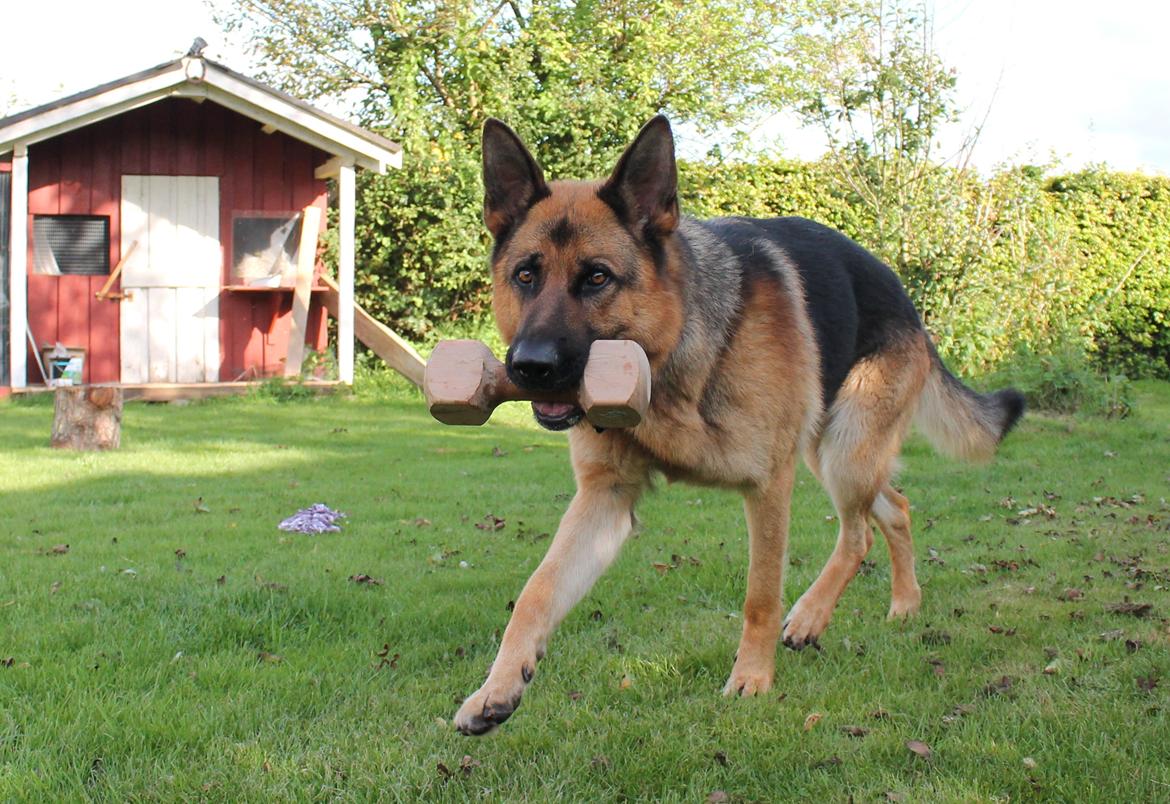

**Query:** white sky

left=1, top=0, right=1167, bottom=175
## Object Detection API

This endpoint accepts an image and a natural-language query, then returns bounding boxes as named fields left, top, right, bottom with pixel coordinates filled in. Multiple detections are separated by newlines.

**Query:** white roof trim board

left=0, top=57, right=402, bottom=173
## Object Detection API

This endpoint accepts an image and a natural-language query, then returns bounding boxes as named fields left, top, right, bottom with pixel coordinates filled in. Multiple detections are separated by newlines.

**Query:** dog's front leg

left=724, top=455, right=796, bottom=696
left=454, top=459, right=643, bottom=735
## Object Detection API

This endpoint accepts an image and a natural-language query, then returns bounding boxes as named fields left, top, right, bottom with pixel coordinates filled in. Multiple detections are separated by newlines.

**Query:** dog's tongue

left=532, top=401, right=576, bottom=418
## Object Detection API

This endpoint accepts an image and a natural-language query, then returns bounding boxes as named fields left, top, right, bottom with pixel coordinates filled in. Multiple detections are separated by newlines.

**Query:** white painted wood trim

left=0, top=61, right=402, bottom=173
left=0, top=65, right=186, bottom=151
left=9, top=144, right=28, bottom=387
left=338, top=162, right=356, bottom=384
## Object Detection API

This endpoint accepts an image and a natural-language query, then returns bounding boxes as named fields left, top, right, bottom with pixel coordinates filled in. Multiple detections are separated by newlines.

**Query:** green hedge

left=349, top=156, right=1170, bottom=379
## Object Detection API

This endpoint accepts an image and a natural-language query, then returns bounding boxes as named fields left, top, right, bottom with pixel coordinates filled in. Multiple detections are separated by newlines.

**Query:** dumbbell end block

left=579, top=340, right=652, bottom=428
left=424, top=340, right=501, bottom=426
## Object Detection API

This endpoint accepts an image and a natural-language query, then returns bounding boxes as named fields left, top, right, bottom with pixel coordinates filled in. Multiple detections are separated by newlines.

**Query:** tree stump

left=51, top=386, right=123, bottom=450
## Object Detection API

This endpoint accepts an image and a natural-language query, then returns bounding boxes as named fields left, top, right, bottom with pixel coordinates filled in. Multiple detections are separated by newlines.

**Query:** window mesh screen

left=33, top=215, right=110, bottom=275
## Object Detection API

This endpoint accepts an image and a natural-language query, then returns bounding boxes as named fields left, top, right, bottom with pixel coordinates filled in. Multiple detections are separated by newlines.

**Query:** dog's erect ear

left=599, top=115, right=679, bottom=238
left=482, top=119, right=550, bottom=239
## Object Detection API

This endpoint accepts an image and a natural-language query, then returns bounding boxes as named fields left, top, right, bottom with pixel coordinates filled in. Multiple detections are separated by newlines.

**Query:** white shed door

left=120, top=176, right=220, bottom=383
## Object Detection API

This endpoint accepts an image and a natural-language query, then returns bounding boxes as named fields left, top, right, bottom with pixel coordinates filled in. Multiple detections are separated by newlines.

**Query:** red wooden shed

left=0, top=46, right=406, bottom=395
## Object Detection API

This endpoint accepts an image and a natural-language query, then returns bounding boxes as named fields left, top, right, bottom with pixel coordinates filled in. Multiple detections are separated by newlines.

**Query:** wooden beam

left=338, top=163, right=356, bottom=383
left=284, top=207, right=322, bottom=377
left=319, top=273, right=425, bottom=387
left=261, top=123, right=277, bottom=135
left=314, top=155, right=343, bottom=180
left=9, top=144, right=28, bottom=387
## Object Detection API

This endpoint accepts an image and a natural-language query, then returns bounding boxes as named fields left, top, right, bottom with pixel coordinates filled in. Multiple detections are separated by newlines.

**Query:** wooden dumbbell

left=424, top=339, right=651, bottom=428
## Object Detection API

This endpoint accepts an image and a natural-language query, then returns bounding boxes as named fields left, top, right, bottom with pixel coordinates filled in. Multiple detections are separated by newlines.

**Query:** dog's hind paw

left=781, top=597, right=831, bottom=650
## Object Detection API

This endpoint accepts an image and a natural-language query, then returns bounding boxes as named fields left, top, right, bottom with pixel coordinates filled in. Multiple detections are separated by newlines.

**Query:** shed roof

left=0, top=54, right=401, bottom=173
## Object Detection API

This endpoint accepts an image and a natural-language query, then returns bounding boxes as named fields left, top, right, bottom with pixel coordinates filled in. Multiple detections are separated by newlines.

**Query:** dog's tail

left=914, top=340, right=1025, bottom=463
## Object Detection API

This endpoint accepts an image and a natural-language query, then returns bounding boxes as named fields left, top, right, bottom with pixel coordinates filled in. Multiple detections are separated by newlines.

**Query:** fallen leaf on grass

left=1136, top=675, right=1159, bottom=693
left=813, top=755, right=843, bottom=769
left=46, top=544, right=69, bottom=555
left=567, top=690, right=583, bottom=701
left=50, top=581, right=61, bottom=594
left=348, top=574, right=383, bottom=586
left=258, top=652, right=283, bottom=664
left=707, top=792, right=730, bottom=804
left=1099, top=629, right=1125, bottom=641
left=436, top=762, right=453, bottom=779
left=459, top=755, right=480, bottom=776
left=374, top=644, right=398, bottom=670
left=802, top=712, right=823, bottom=732
left=413, top=517, right=432, bottom=528
left=870, top=708, right=892, bottom=720
left=981, top=675, right=1015, bottom=697
left=713, top=750, right=729, bottom=766
left=906, top=740, right=933, bottom=760
left=475, top=515, right=506, bottom=531
left=1058, top=588, right=1084, bottom=602
left=590, top=755, right=610, bottom=770
left=619, top=675, right=633, bottom=690
left=840, top=725, right=870, bottom=737
left=1043, top=661, right=1061, bottom=675
left=491, top=446, right=508, bottom=458
left=1106, top=599, right=1153, bottom=617
left=1023, top=757, right=1038, bottom=770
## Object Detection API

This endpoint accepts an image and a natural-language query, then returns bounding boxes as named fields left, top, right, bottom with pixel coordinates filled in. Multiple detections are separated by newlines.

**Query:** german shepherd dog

left=453, top=116, right=1024, bottom=735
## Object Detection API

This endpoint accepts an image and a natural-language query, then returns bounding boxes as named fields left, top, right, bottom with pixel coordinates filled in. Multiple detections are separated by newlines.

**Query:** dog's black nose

left=509, top=339, right=560, bottom=386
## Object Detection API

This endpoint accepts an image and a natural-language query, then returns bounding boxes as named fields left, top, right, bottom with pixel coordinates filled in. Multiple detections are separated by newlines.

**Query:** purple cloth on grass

left=279, top=503, right=347, bottom=534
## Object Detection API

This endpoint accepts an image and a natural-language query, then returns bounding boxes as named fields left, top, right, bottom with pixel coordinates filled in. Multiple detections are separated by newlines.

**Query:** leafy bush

left=984, top=341, right=1132, bottom=419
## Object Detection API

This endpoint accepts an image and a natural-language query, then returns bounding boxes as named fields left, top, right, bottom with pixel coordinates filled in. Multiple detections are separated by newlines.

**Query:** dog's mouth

left=531, top=401, right=584, bottom=431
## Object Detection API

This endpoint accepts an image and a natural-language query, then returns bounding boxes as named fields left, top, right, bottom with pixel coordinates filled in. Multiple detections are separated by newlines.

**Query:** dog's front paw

left=453, top=661, right=535, bottom=736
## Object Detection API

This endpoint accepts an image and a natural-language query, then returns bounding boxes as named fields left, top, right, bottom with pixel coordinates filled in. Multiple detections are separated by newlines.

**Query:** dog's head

left=482, top=116, right=685, bottom=430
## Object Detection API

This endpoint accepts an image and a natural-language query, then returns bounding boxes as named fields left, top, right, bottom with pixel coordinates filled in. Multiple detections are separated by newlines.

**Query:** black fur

left=694, top=217, right=923, bottom=409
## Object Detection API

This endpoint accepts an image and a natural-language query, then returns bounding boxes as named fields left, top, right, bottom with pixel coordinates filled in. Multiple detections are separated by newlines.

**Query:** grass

left=1, top=378, right=1168, bottom=802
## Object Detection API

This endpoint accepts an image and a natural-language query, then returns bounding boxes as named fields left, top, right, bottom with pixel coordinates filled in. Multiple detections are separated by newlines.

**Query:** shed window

left=231, top=212, right=304, bottom=286
left=33, top=215, right=110, bottom=275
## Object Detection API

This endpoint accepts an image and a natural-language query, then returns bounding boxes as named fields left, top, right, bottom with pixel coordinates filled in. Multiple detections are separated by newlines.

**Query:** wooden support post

left=51, top=386, right=123, bottom=450
left=338, top=162, right=355, bottom=384
left=9, top=144, right=28, bottom=388
left=283, top=207, right=322, bottom=377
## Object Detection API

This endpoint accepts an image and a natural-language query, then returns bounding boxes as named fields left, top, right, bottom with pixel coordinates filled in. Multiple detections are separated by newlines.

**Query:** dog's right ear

left=482, top=119, right=550, bottom=239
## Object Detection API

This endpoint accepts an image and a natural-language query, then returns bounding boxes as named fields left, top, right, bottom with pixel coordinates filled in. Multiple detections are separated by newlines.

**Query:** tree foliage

left=217, top=0, right=826, bottom=334
left=218, top=0, right=1169, bottom=379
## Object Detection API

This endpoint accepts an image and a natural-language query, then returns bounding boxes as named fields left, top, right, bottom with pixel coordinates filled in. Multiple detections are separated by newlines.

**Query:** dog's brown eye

left=516, top=268, right=534, bottom=285
left=587, top=270, right=610, bottom=288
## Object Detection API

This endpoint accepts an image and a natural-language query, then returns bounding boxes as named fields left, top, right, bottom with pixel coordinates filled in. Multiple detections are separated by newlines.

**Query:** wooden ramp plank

left=284, top=206, right=322, bottom=377
left=319, top=273, right=425, bottom=387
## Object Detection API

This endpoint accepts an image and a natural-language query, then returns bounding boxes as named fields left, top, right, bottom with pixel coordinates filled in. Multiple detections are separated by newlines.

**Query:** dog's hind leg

left=724, top=453, right=797, bottom=697
left=783, top=336, right=930, bottom=648
left=454, top=436, right=649, bottom=735
left=872, top=484, right=921, bottom=619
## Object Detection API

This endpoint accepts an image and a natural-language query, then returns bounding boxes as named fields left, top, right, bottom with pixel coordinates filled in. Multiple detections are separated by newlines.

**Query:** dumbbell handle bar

left=425, top=339, right=651, bottom=427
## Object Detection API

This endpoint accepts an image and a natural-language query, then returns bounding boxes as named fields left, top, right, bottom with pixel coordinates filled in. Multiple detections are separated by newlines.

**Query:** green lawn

left=1, top=379, right=1168, bottom=802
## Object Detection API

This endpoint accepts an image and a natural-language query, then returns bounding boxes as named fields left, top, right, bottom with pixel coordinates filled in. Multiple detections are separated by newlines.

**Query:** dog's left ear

left=599, top=115, right=679, bottom=237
